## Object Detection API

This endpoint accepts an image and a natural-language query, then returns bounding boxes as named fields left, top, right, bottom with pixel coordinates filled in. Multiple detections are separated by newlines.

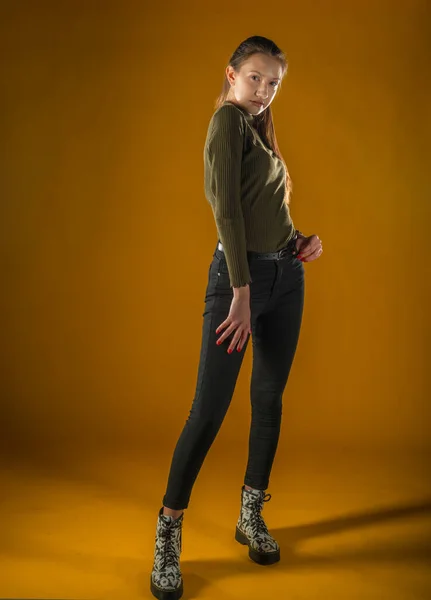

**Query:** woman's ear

left=226, top=65, right=235, bottom=87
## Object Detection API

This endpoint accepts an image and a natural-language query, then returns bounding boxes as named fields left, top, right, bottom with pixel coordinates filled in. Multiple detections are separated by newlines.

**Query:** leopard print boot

left=235, top=485, right=280, bottom=565
left=150, top=507, right=184, bottom=600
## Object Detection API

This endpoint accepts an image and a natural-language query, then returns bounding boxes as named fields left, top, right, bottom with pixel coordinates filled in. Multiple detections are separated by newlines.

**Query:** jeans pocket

left=216, top=258, right=231, bottom=289
left=217, top=257, right=229, bottom=274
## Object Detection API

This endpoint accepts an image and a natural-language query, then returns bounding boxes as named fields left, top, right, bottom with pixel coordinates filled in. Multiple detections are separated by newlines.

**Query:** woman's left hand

left=295, top=233, right=323, bottom=262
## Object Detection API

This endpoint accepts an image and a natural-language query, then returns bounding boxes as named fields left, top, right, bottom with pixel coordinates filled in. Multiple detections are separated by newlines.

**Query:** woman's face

left=226, top=53, right=284, bottom=115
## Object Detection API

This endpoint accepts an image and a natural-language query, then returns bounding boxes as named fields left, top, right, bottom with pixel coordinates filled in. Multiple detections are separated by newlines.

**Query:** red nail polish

left=228, top=348, right=233, bottom=354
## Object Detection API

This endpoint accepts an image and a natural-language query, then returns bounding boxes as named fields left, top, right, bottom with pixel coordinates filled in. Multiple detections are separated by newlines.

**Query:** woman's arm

left=206, top=105, right=251, bottom=288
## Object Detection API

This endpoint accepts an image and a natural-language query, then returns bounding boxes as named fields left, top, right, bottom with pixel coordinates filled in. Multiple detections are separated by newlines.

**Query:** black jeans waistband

left=217, top=233, right=299, bottom=261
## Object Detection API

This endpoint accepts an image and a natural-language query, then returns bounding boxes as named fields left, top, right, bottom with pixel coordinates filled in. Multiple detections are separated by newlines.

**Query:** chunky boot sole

left=235, top=526, right=280, bottom=565
left=150, top=577, right=183, bottom=600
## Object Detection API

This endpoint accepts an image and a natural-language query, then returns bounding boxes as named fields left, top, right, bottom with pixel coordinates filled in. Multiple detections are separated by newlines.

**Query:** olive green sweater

left=203, top=101, right=296, bottom=288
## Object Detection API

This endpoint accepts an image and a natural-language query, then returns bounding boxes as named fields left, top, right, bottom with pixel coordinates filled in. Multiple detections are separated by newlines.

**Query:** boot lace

left=249, top=492, right=271, bottom=537
left=160, top=524, right=180, bottom=570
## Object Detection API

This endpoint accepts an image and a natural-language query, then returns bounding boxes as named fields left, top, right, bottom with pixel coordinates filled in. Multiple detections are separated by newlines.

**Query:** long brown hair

left=215, top=35, right=292, bottom=203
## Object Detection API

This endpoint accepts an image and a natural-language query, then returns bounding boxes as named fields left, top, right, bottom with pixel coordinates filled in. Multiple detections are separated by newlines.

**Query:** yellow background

left=1, top=1, right=430, bottom=599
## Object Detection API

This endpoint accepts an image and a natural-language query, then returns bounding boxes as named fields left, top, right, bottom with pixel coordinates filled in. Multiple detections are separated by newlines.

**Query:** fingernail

left=228, top=348, right=233, bottom=354
left=237, top=346, right=241, bottom=352
left=216, top=340, right=221, bottom=345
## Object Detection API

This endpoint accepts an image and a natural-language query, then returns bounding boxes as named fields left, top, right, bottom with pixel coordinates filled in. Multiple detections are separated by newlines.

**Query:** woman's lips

left=251, top=101, right=264, bottom=107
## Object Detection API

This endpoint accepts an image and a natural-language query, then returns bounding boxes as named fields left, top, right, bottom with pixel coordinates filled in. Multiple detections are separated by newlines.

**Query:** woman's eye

left=251, top=75, right=278, bottom=87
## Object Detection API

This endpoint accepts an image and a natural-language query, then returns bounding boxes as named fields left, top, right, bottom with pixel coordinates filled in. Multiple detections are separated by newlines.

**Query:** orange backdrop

left=1, top=0, right=430, bottom=468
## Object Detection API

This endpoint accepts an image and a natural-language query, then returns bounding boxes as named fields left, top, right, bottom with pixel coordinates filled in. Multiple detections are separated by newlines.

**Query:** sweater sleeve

left=206, top=105, right=251, bottom=288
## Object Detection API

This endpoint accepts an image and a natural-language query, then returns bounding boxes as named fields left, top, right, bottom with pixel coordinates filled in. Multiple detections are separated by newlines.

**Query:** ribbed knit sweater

left=203, top=100, right=296, bottom=288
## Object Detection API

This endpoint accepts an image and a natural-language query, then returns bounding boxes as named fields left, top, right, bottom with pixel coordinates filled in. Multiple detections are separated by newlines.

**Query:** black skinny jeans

left=162, top=242, right=305, bottom=510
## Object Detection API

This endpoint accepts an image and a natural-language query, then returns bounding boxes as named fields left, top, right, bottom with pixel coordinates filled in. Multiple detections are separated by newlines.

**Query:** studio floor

left=1, top=444, right=430, bottom=600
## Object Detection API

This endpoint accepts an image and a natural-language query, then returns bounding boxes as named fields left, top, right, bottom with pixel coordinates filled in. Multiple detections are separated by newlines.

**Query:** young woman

left=150, top=35, right=323, bottom=600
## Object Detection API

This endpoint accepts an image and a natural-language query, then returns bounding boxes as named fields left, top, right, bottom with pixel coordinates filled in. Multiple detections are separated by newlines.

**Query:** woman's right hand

left=215, top=285, right=251, bottom=353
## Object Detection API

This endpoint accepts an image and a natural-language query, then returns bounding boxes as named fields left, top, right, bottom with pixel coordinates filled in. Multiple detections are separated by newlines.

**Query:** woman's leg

left=244, top=260, right=305, bottom=490
left=162, top=257, right=251, bottom=511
